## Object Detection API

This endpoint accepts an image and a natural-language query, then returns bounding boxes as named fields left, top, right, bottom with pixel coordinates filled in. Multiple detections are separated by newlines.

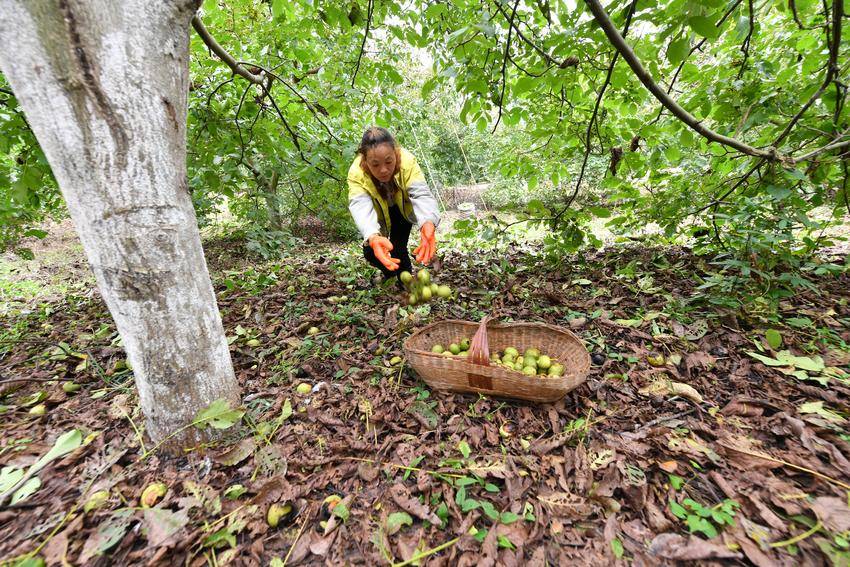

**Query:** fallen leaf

left=215, top=438, right=256, bottom=467
left=143, top=507, right=189, bottom=546
left=649, top=533, right=742, bottom=560
left=537, top=491, right=593, bottom=519
left=811, top=497, right=850, bottom=533
left=79, top=510, right=134, bottom=563
left=639, top=378, right=704, bottom=403
left=385, top=511, right=413, bottom=536
left=389, top=484, right=441, bottom=525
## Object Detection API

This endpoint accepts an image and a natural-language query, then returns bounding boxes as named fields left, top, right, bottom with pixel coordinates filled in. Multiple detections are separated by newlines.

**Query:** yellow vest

left=347, top=147, right=423, bottom=235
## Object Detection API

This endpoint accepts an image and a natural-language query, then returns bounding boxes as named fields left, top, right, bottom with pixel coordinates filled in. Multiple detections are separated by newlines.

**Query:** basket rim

left=402, top=318, right=591, bottom=375
left=403, top=318, right=588, bottom=352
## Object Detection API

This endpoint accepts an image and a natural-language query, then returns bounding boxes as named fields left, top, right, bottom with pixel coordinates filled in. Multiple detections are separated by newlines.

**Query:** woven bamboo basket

left=403, top=317, right=590, bottom=403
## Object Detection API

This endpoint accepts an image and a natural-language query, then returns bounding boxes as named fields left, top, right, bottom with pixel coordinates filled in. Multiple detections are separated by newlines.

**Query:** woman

left=347, top=127, right=440, bottom=282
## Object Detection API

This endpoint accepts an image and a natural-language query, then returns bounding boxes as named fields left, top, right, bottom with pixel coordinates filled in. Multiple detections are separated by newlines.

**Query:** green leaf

left=194, top=399, right=245, bottom=430
left=407, top=401, right=438, bottom=430
left=0, top=467, right=24, bottom=493
left=333, top=502, right=350, bottom=522
left=386, top=511, right=413, bottom=534
left=500, top=511, right=519, bottom=524
left=513, top=76, right=536, bottom=96
left=23, top=229, right=48, bottom=239
left=688, top=16, right=721, bottom=39
left=587, top=206, right=612, bottom=218
left=29, top=429, right=82, bottom=475
left=224, top=484, right=247, bottom=499
left=746, top=351, right=784, bottom=366
left=611, top=537, right=625, bottom=559
left=81, top=510, right=134, bottom=560
left=280, top=398, right=293, bottom=421
left=667, top=38, right=690, bottom=65
left=457, top=440, right=471, bottom=459
left=472, top=526, right=487, bottom=542
left=497, top=535, right=516, bottom=550
left=799, top=401, right=847, bottom=423
left=203, top=526, right=237, bottom=549
left=668, top=474, right=684, bottom=490
left=10, top=477, right=41, bottom=505
left=767, top=185, right=792, bottom=201
left=479, top=500, right=499, bottom=521
left=421, top=77, right=437, bottom=99
left=669, top=500, right=688, bottom=519
left=765, top=329, right=782, bottom=350
left=271, top=0, right=287, bottom=20
left=687, top=515, right=718, bottom=538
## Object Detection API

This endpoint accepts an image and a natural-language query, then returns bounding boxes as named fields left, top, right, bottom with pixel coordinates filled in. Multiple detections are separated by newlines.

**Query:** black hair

left=357, top=126, right=399, bottom=199
left=357, top=126, right=397, bottom=157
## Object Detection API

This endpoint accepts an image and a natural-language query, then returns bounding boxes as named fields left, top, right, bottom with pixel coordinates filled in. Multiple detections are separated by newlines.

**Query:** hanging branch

left=689, top=159, right=764, bottom=216
left=233, top=83, right=254, bottom=166
left=737, top=0, right=755, bottom=79
left=773, top=0, right=843, bottom=146
left=665, top=0, right=743, bottom=97
left=192, top=14, right=341, bottom=181
left=553, top=0, right=638, bottom=221
left=351, top=0, right=374, bottom=88
left=191, top=16, right=264, bottom=84
left=236, top=61, right=340, bottom=143
left=492, top=1, right=578, bottom=69
left=790, top=0, right=805, bottom=29
left=492, top=0, right=519, bottom=133
left=842, top=160, right=850, bottom=215
left=584, top=0, right=775, bottom=160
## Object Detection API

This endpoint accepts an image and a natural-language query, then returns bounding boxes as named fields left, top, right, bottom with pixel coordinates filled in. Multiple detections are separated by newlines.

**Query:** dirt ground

left=1, top=218, right=850, bottom=566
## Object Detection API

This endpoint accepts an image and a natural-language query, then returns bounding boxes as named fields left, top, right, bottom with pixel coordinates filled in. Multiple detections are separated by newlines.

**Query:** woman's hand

left=414, top=222, right=436, bottom=264
left=368, top=234, right=400, bottom=271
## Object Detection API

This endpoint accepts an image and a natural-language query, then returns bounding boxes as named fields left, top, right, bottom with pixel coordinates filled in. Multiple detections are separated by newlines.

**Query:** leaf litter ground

left=1, top=236, right=849, bottom=566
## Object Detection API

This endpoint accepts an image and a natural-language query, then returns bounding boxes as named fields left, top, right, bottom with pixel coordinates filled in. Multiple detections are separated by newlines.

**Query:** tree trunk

left=0, top=0, right=240, bottom=448
left=265, top=170, right=284, bottom=231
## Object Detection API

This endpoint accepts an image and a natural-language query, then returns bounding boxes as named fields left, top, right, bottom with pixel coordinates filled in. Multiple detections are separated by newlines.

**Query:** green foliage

left=194, top=398, right=245, bottom=430
left=669, top=498, right=739, bottom=539
left=0, top=75, right=61, bottom=255
left=2, top=0, right=849, bottom=306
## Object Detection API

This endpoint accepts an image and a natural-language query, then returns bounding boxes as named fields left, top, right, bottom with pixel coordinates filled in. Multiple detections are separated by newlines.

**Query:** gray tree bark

left=0, top=0, right=240, bottom=447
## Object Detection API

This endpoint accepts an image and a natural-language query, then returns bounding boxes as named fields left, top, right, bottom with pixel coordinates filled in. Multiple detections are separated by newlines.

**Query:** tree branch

left=584, top=0, right=774, bottom=160
left=492, top=1, right=578, bottom=69
left=842, top=159, right=850, bottom=216
left=737, top=0, right=755, bottom=79
left=191, top=15, right=264, bottom=84
left=773, top=0, right=843, bottom=146
left=689, top=159, right=764, bottom=216
left=351, top=0, right=374, bottom=88
left=236, top=61, right=340, bottom=143
left=789, top=0, right=805, bottom=29
left=554, top=0, right=638, bottom=222
left=793, top=135, right=850, bottom=162
left=492, top=0, right=519, bottom=133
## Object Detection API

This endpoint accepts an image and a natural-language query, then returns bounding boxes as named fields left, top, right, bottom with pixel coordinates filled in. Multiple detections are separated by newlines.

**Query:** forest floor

left=1, top=224, right=850, bottom=566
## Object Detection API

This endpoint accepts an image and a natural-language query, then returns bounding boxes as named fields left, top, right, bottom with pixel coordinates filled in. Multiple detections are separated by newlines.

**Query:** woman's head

left=358, top=126, right=399, bottom=184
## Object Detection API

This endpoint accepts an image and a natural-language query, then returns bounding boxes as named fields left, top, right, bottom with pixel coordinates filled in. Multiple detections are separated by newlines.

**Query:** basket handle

left=468, top=315, right=494, bottom=366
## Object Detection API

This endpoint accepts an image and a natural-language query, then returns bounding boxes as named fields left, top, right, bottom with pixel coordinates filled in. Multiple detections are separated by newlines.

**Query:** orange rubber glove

left=368, top=234, right=400, bottom=271
left=413, top=221, right=436, bottom=264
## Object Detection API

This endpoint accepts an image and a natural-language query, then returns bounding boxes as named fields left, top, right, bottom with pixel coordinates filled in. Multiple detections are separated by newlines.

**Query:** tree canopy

left=2, top=0, right=849, bottom=282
